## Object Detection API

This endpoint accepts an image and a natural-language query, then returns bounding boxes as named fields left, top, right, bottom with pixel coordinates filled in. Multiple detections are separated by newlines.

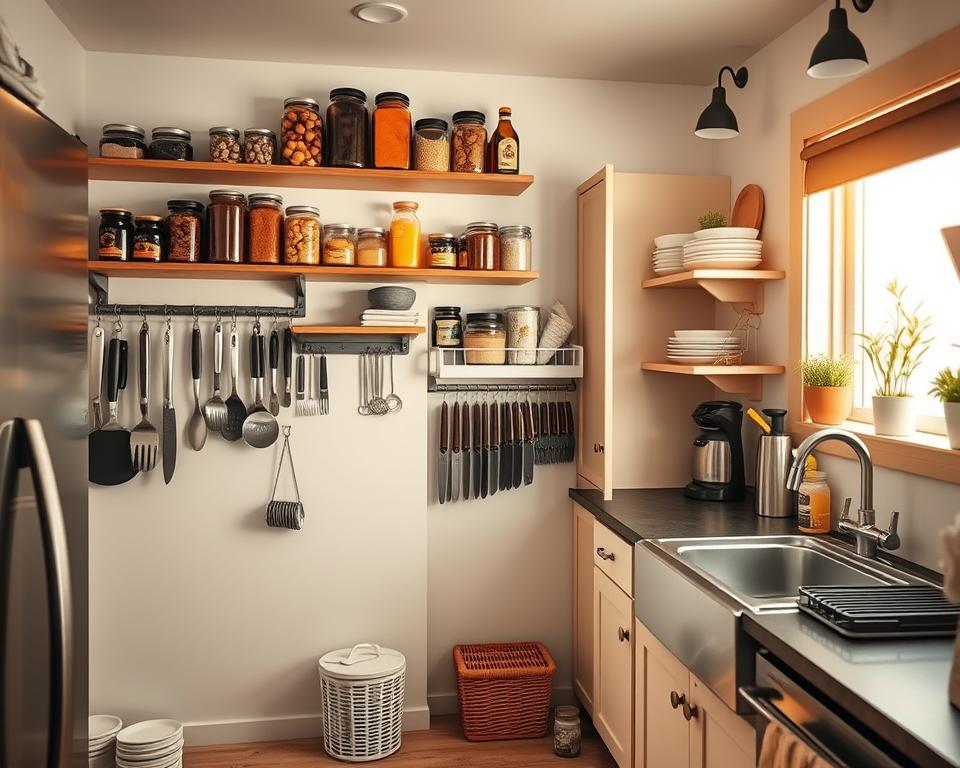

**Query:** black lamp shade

left=808, top=6, right=869, bottom=78
left=695, top=87, right=739, bottom=140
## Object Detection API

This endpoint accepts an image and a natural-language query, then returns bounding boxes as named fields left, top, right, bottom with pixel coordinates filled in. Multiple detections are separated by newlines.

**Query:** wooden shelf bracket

left=704, top=373, right=764, bottom=401
left=696, top=278, right=764, bottom=313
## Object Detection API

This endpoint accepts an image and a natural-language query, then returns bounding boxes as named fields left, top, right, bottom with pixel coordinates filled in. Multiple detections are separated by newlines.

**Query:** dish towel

left=758, top=723, right=831, bottom=768
left=0, top=17, right=46, bottom=107
left=360, top=309, right=420, bottom=327
left=941, top=514, right=960, bottom=708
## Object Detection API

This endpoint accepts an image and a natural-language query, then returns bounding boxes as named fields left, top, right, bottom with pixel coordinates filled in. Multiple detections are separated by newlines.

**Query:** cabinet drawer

left=593, top=520, right=632, bottom=594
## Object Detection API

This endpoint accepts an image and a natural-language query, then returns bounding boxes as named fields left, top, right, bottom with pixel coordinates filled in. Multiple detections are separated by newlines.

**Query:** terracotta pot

left=873, top=395, right=916, bottom=436
left=803, top=385, right=852, bottom=425
left=945, top=402, right=960, bottom=450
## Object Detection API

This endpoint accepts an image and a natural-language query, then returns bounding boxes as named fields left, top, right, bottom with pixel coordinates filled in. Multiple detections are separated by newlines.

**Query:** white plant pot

left=945, top=402, right=960, bottom=450
left=872, top=396, right=916, bottom=436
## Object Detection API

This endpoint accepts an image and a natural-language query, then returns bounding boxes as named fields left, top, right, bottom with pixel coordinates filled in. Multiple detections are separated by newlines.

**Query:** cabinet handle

left=593, top=443, right=605, bottom=453
left=596, top=547, right=615, bottom=561
left=682, top=700, right=699, bottom=721
left=670, top=690, right=683, bottom=710
left=617, top=626, right=630, bottom=642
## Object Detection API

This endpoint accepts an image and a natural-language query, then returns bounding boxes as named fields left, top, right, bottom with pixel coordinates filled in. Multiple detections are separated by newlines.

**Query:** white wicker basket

left=318, top=643, right=406, bottom=762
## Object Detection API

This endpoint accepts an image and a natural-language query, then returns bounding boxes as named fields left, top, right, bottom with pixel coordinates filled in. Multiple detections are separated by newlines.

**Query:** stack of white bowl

left=88, top=714, right=122, bottom=768
left=115, top=719, right=184, bottom=768
left=682, top=227, right=762, bottom=269
left=668, top=330, right=742, bottom=364
left=652, top=233, right=693, bottom=275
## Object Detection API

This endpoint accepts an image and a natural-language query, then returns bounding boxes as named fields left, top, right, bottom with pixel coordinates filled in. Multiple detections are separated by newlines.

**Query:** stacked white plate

left=683, top=227, right=762, bottom=269
left=668, top=330, right=742, bottom=364
left=652, top=233, right=693, bottom=275
left=88, top=714, right=122, bottom=768
left=115, top=720, right=184, bottom=768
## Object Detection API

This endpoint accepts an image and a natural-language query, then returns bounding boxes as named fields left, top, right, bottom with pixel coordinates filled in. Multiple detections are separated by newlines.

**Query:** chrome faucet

left=786, top=428, right=900, bottom=559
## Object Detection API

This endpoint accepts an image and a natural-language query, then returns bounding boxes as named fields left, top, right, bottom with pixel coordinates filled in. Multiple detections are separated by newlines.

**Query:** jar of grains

left=504, top=306, right=540, bottom=364
left=413, top=118, right=449, bottom=172
left=432, top=306, right=462, bottom=348
left=284, top=206, right=321, bottom=265
left=208, top=189, right=246, bottom=263
left=326, top=88, right=368, bottom=168
left=247, top=193, right=284, bottom=264
left=98, top=208, right=135, bottom=260
left=322, top=224, right=357, bottom=266
left=281, top=97, right=322, bottom=167
left=428, top=233, right=458, bottom=269
left=553, top=705, right=581, bottom=757
left=132, top=215, right=164, bottom=262
left=372, top=91, right=411, bottom=170
left=165, top=200, right=204, bottom=263
left=244, top=128, right=276, bottom=164
left=499, top=225, right=532, bottom=271
left=451, top=111, right=486, bottom=173
left=99, top=124, right=146, bottom=159
left=389, top=201, right=421, bottom=268
left=209, top=127, right=241, bottom=163
left=464, top=313, right=506, bottom=365
left=149, top=127, right=193, bottom=161
left=465, top=222, right=500, bottom=270
left=357, top=228, right=388, bottom=267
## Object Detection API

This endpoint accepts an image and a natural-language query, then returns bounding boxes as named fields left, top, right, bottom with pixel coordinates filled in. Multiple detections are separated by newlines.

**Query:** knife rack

left=428, top=381, right=577, bottom=393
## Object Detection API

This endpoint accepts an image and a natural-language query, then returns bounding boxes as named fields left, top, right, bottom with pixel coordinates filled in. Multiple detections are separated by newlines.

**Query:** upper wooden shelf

left=88, top=157, right=534, bottom=196
left=292, top=325, right=425, bottom=336
left=641, top=269, right=785, bottom=313
left=641, top=362, right=785, bottom=401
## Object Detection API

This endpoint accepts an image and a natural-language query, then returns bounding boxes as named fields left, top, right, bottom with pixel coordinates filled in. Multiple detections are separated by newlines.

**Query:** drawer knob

left=682, top=701, right=699, bottom=721
left=596, top=547, right=616, bottom=561
left=618, top=626, right=630, bottom=642
left=670, top=691, right=697, bottom=720
left=593, top=443, right=605, bottom=453
left=670, top=691, right=683, bottom=710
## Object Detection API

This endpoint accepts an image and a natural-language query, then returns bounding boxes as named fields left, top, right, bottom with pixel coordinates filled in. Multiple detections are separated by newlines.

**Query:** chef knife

left=480, top=403, right=489, bottom=499
left=162, top=323, right=176, bottom=485
left=522, top=400, right=535, bottom=485
left=438, top=400, right=449, bottom=504
left=511, top=401, right=523, bottom=489
left=282, top=326, right=293, bottom=409
left=461, top=400, right=471, bottom=501
left=450, top=401, right=461, bottom=502
left=488, top=402, right=499, bottom=497
left=472, top=402, right=482, bottom=500
left=565, top=400, right=576, bottom=462
left=500, top=401, right=511, bottom=491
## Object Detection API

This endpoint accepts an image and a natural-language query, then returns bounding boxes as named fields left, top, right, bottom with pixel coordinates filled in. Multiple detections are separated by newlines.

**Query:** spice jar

left=132, top=215, right=164, bottom=262
left=372, top=91, right=411, bottom=170
left=247, top=193, right=283, bottom=264
left=322, top=224, right=357, bottom=266
left=99, top=124, right=146, bottom=159
left=464, top=313, right=506, bottom=365
left=165, top=200, right=203, bottom=263
left=97, top=208, right=135, bottom=260
left=414, top=118, right=449, bottom=172
left=357, top=228, right=388, bottom=267
left=284, top=206, right=321, bottom=265
left=149, top=127, right=193, bottom=161
left=457, top=235, right=468, bottom=269
left=281, top=97, right=322, bottom=167
left=428, top=233, right=458, bottom=269
left=505, top=306, right=540, bottom=364
left=465, top=222, right=500, bottom=270
left=432, top=307, right=462, bottom=348
left=500, top=225, right=532, bottom=271
left=553, top=705, right=581, bottom=757
left=208, top=189, right=246, bottom=263
left=327, top=88, right=368, bottom=168
left=451, top=111, right=486, bottom=173
left=389, top=201, right=422, bottom=269
left=798, top=470, right=831, bottom=534
left=209, top=127, right=241, bottom=163
left=244, top=128, right=276, bottom=164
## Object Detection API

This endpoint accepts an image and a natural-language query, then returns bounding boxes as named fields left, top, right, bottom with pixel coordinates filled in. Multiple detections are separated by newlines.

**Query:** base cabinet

left=594, top=569, right=634, bottom=768
left=573, top=503, right=595, bottom=716
left=690, top=675, right=755, bottom=768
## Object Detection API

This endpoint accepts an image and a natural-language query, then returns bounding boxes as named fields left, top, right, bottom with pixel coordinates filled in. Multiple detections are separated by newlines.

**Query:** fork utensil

left=130, top=320, right=160, bottom=473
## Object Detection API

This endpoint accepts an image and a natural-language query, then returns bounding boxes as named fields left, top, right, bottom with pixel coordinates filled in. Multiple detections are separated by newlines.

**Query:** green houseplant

left=697, top=210, right=727, bottom=229
left=856, top=281, right=933, bottom=436
left=800, top=354, right=854, bottom=425
left=930, top=367, right=960, bottom=450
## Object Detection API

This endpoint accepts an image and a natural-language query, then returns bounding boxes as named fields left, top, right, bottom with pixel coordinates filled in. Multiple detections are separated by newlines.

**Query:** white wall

left=711, top=0, right=960, bottom=571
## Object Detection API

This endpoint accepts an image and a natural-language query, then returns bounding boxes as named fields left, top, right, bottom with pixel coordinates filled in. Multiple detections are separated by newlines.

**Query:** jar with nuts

left=451, top=111, right=487, bottom=173
left=209, top=127, right=242, bottom=163
left=281, top=97, right=323, bottom=167
left=284, top=206, right=321, bottom=265
left=243, top=128, right=277, bottom=164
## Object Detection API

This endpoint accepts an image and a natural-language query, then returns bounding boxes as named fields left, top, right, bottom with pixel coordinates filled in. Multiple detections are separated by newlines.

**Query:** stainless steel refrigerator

left=0, top=84, right=88, bottom=767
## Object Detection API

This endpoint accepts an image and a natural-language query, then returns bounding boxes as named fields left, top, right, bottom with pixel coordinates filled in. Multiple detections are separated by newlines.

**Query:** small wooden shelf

left=431, top=346, right=583, bottom=380
left=292, top=325, right=425, bottom=336
left=88, top=157, right=534, bottom=196
left=641, top=362, right=785, bottom=401
left=641, top=269, right=785, bottom=313
left=291, top=324, right=423, bottom=355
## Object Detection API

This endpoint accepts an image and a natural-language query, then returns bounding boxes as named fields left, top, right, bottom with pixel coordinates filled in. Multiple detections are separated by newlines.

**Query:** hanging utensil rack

left=427, top=381, right=577, bottom=393
left=292, top=325, right=425, bottom=355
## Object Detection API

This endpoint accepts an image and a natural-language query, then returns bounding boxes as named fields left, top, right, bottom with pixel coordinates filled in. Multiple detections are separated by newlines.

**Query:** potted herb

left=698, top=211, right=727, bottom=229
left=930, top=367, right=960, bottom=450
left=801, top=354, right=854, bottom=425
left=857, top=281, right=933, bottom=436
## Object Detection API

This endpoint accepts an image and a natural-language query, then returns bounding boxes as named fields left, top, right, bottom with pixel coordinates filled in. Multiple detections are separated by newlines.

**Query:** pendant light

left=808, top=0, right=873, bottom=79
left=695, top=66, right=749, bottom=140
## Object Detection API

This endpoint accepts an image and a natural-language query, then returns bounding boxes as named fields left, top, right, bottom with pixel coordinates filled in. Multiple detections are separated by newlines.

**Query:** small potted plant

left=801, top=354, right=854, bottom=425
left=930, top=367, right=960, bottom=450
left=698, top=211, right=727, bottom=230
left=857, top=281, right=933, bottom=436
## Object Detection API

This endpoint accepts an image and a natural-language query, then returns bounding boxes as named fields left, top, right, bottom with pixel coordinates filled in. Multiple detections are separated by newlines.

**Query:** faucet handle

left=839, top=497, right=857, bottom=526
left=882, top=510, right=901, bottom=551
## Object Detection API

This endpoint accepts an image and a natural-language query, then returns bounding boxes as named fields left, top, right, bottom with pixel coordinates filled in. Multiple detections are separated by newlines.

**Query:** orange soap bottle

left=798, top=470, right=831, bottom=534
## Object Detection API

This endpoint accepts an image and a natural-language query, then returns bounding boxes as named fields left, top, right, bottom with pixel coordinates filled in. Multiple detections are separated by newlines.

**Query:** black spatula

left=89, top=337, right=137, bottom=486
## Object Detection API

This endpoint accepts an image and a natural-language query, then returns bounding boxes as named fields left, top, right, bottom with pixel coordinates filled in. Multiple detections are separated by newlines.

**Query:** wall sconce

left=695, top=66, right=749, bottom=140
left=808, top=0, right=873, bottom=78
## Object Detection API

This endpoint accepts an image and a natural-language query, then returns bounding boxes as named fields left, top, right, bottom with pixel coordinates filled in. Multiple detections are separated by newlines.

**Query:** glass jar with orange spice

left=247, top=193, right=283, bottom=264
left=372, top=92, right=411, bottom=170
left=389, top=201, right=421, bottom=268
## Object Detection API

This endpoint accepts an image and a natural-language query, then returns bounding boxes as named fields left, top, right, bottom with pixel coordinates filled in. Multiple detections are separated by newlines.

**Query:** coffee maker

left=684, top=401, right=745, bottom=502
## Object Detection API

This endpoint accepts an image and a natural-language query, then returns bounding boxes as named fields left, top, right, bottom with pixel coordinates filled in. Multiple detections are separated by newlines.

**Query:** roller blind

left=802, top=77, right=960, bottom=195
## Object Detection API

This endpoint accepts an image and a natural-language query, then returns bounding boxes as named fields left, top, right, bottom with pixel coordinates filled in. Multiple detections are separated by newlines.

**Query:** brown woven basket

left=453, top=642, right=556, bottom=742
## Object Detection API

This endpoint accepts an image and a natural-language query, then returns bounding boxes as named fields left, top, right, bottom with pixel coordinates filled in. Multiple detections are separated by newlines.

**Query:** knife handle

left=118, top=339, right=129, bottom=392
left=139, top=327, right=149, bottom=405
left=250, top=332, right=260, bottom=379
left=557, top=400, right=566, bottom=435
left=452, top=402, right=460, bottom=452
left=440, top=401, right=449, bottom=452
left=191, top=327, right=202, bottom=382
left=474, top=402, right=482, bottom=450
left=320, top=354, right=328, bottom=390
left=296, top=355, right=305, bottom=395
left=540, top=402, right=550, bottom=437
left=501, top=402, right=511, bottom=442
left=462, top=401, right=472, bottom=451
left=490, top=402, right=499, bottom=447
left=269, top=330, right=279, bottom=371
left=481, top=402, right=489, bottom=449
left=512, top=401, right=523, bottom=442
left=106, top=337, right=120, bottom=405
left=531, top=399, right=540, bottom=439
left=522, top=401, right=535, bottom=441
left=283, top=328, right=293, bottom=376
left=565, top=401, right=576, bottom=435
left=549, top=401, right=559, bottom=438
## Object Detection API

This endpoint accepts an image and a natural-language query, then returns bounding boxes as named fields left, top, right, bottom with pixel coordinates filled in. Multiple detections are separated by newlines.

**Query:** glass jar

left=244, top=128, right=276, bottom=164
left=281, top=97, right=322, bottom=167
left=373, top=91, right=411, bottom=170
left=505, top=306, right=540, bottom=364
left=451, top=111, right=486, bottom=173
left=208, top=189, right=246, bottom=263
left=428, top=233, right=458, bottom=269
left=132, top=215, right=164, bottom=261
left=99, top=124, right=146, bottom=159
left=389, top=201, right=421, bottom=268
left=414, top=118, right=449, bottom=172
left=500, top=225, right=532, bottom=271
left=322, top=224, right=357, bottom=266
left=798, top=470, right=831, bottom=534
left=553, top=705, right=581, bottom=757
left=97, top=208, right=135, bottom=260
left=464, top=313, right=506, bottom=365
left=165, top=200, right=203, bottom=263
left=247, top=193, right=284, bottom=264
left=357, top=228, right=388, bottom=267
left=432, top=307, right=462, bottom=348
left=284, top=206, right=321, bottom=265
left=457, top=234, right=468, bottom=269
left=327, top=88, right=368, bottom=168
left=465, top=222, right=500, bottom=270
left=148, top=127, right=192, bottom=161
left=209, top=127, right=242, bottom=163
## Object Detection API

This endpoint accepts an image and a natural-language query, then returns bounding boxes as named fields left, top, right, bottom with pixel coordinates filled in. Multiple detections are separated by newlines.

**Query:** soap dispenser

left=755, top=409, right=793, bottom=518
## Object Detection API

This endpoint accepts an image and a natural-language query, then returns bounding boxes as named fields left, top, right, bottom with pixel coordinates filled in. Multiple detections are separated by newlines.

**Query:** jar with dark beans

left=98, top=208, right=135, bottom=260
left=244, top=128, right=276, bottom=164
left=165, top=200, right=204, bottom=263
left=451, top=111, right=486, bottom=173
left=208, top=189, right=246, bottom=263
left=327, top=88, right=368, bottom=168
left=209, top=127, right=242, bottom=163
left=99, top=124, right=146, bottom=159
left=132, top=215, right=164, bottom=262
left=148, top=127, right=193, bottom=160
left=281, top=97, right=322, bottom=167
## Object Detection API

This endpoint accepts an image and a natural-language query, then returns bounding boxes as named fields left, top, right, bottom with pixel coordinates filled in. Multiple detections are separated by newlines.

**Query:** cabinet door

left=594, top=568, right=633, bottom=768
left=577, top=170, right=614, bottom=498
left=572, top=504, right=595, bottom=715
left=689, top=674, right=755, bottom=768
left=634, top=619, right=690, bottom=768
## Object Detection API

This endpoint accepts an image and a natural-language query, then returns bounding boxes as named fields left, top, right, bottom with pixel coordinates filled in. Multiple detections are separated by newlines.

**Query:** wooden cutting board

left=732, top=184, right=764, bottom=231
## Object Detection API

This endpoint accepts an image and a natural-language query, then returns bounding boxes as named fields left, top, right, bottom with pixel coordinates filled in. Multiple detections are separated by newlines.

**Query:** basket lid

left=318, top=643, right=405, bottom=680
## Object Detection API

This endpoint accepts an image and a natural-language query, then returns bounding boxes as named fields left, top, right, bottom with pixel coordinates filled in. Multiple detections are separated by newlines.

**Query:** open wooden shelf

left=292, top=325, right=425, bottom=336
left=641, top=269, right=785, bottom=312
left=88, top=157, right=534, bottom=196
left=641, top=362, right=785, bottom=401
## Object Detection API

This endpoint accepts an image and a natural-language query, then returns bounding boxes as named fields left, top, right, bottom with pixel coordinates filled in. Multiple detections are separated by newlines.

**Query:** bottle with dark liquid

left=488, top=106, right=519, bottom=174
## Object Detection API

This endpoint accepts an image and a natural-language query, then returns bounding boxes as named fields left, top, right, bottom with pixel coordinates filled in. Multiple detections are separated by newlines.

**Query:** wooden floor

left=183, top=715, right=616, bottom=768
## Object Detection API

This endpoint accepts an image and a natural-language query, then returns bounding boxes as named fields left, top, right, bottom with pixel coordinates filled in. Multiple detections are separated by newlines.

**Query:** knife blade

left=162, top=324, right=177, bottom=485
left=472, top=402, right=482, bottom=499
left=565, top=400, right=576, bottom=462
left=488, top=402, right=499, bottom=497
left=480, top=403, right=489, bottom=499
left=500, top=401, right=512, bottom=491
left=438, top=401, right=449, bottom=504
left=522, top=401, right=535, bottom=485
left=461, top=400, right=472, bottom=501
left=282, top=327, right=293, bottom=409
left=511, top=401, right=523, bottom=489
left=450, top=401, right=461, bottom=502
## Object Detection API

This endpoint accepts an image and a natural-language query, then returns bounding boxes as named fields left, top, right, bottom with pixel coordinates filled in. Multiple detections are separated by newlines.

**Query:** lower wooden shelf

left=641, top=269, right=785, bottom=312
left=641, top=362, right=785, bottom=401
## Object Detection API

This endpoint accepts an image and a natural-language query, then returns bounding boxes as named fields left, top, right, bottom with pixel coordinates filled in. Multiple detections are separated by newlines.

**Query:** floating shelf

left=88, top=157, right=534, bottom=196
left=642, top=269, right=784, bottom=312
left=641, top=362, right=785, bottom=401
left=431, top=346, right=583, bottom=380
left=292, top=325, right=425, bottom=336
left=291, top=325, right=424, bottom=356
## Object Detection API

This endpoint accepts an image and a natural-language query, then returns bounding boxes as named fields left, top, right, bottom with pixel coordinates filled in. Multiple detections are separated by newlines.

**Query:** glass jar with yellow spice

left=389, top=201, right=421, bottom=268
left=798, top=470, right=831, bottom=534
left=323, top=224, right=357, bottom=266
left=284, top=206, right=321, bottom=265
left=373, top=92, right=411, bottom=170
left=357, top=228, right=388, bottom=267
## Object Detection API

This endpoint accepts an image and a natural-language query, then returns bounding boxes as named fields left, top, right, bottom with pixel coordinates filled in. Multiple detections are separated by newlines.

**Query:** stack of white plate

left=668, top=330, right=742, bottom=364
left=682, top=226, right=762, bottom=269
left=88, top=714, right=122, bottom=768
left=116, top=720, right=184, bottom=768
left=652, top=233, right=693, bottom=275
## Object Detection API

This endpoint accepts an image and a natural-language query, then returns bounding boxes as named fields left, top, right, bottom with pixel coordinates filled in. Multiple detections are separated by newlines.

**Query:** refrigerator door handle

left=0, top=419, right=74, bottom=768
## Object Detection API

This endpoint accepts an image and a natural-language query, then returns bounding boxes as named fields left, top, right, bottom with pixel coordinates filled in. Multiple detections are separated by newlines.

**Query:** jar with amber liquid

left=488, top=106, right=520, bottom=174
left=389, top=201, right=421, bottom=268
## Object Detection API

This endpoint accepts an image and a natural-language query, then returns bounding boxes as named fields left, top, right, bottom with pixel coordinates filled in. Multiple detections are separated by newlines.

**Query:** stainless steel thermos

left=755, top=409, right=794, bottom=518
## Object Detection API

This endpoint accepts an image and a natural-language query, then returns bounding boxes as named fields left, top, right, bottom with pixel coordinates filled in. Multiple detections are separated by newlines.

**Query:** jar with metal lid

left=389, top=201, right=421, bottom=268
left=322, top=224, right=357, bottom=266
left=284, top=206, right=321, bottom=265
left=798, top=470, right=831, bottom=534
left=500, top=225, right=532, bottom=271
left=247, top=193, right=283, bottom=264
left=553, top=705, right=581, bottom=757
left=99, top=124, right=146, bottom=159
left=281, top=97, right=322, bottom=167
left=208, top=127, right=241, bottom=163
left=457, top=234, right=468, bottom=269
left=414, top=118, right=449, bottom=172
left=428, top=233, right=457, bottom=269
left=208, top=189, right=246, bottom=263
left=451, top=111, right=486, bottom=173
left=464, top=312, right=506, bottom=365
left=132, top=215, right=164, bottom=262
left=505, top=306, right=540, bottom=364
left=244, top=128, right=276, bottom=164
left=148, top=127, right=192, bottom=160
left=327, top=88, right=368, bottom=168
left=432, top=307, right=462, bottom=348
left=165, top=200, right=203, bottom=263
left=465, top=222, right=500, bottom=270
left=98, top=208, right=135, bottom=260
left=357, top=228, right=388, bottom=267
left=373, top=91, right=411, bottom=170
